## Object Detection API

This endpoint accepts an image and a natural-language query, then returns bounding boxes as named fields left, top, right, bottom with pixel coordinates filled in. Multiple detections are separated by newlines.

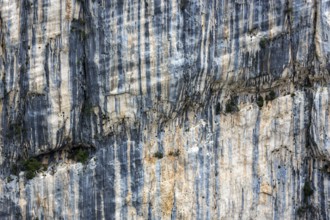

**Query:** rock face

left=0, top=0, right=329, bottom=219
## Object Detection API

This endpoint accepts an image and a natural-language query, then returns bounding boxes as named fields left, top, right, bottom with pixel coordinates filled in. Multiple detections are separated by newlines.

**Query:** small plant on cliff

left=225, top=99, right=238, bottom=113
left=154, top=151, right=163, bottom=159
left=259, top=37, right=269, bottom=49
left=23, top=158, right=42, bottom=180
left=256, top=96, right=264, bottom=108
left=266, top=90, right=276, bottom=101
left=76, top=149, right=89, bottom=164
left=168, top=149, right=180, bottom=157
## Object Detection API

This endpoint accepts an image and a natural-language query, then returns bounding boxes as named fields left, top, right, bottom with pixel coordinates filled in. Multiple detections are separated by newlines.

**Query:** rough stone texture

left=0, top=0, right=329, bottom=219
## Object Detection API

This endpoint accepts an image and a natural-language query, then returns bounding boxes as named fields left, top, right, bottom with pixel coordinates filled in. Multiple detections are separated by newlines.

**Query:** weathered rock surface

left=0, top=0, right=329, bottom=219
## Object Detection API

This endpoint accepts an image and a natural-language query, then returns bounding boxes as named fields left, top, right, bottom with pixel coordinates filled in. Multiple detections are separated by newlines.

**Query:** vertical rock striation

left=0, top=0, right=329, bottom=219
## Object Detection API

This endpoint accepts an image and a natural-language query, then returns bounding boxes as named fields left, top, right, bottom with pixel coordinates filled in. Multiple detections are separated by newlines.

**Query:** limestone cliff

left=0, top=0, right=330, bottom=219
